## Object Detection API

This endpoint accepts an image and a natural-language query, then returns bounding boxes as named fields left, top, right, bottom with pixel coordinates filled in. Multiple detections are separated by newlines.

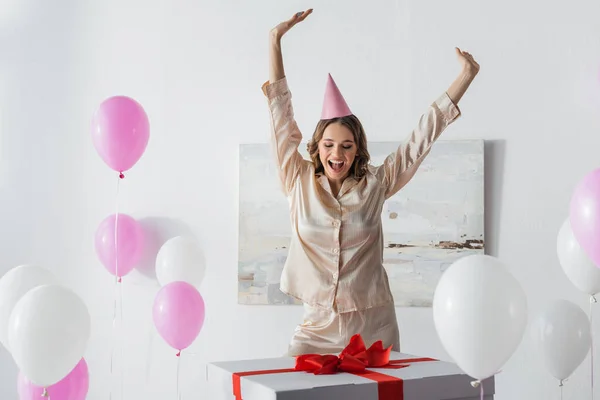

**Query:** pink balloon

left=18, top=358, right=88, bottom=400
left=570, top=168, right=600, bottom=268
left=91, top=96, right=149, bottom=174
left=94, top=213, right=144, bottom=278
left=153, top=281, right=205, bottom=352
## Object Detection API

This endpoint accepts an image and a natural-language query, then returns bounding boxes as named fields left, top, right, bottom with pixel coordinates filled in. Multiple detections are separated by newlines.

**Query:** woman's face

left=318, top=122, right=357, bottom=183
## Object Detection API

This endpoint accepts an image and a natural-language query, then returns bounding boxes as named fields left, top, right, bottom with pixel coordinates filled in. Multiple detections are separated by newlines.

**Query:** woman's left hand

left=455, top=47, right=480, bottom=77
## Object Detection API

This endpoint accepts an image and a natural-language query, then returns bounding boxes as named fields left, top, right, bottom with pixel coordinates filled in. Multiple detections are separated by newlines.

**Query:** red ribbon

left=295, top=334, right=393, bottom=374
left=231, top=334, right=438, bottom=400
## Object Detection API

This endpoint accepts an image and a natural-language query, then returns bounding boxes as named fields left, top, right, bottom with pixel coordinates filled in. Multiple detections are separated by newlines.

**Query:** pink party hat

left=321, top=73, right=352, bottom=120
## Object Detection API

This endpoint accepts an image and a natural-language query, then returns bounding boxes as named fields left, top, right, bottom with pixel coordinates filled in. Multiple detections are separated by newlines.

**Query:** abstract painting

left=238, top=140, right=484, bottom=307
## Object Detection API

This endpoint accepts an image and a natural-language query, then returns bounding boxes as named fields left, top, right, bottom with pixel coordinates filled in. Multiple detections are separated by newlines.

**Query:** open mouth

left=328, top=160, right=345, bottom=173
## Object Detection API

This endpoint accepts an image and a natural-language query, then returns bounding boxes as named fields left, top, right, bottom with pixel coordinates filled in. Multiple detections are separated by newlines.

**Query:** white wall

left=2, top=0, right=600, bottom=398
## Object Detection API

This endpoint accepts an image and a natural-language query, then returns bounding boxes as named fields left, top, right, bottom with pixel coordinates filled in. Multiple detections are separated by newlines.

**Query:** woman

left=262, top=9, right=480, bottom=356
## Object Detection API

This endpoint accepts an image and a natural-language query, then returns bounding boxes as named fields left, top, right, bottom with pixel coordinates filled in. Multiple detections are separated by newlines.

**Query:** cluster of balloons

left=0, top=265, right=91, bottom=399
left=433, top=167, right=600, bottom=388
left=91, top=97, right=207, bottom=356
left=153, top=236, right=207, bottom=355
left=94, top=218, right=207, bottom=355
left=91, top=95, right=150, bottom=399
left=533, top=168, right=600, bottom=384
left=529, top=217, right=595, bottom=385
left=95, top=216, right=207, bottom=353
left=0, top=93, right=206, bottom=399
left=91, top=95, right=150, bottom=281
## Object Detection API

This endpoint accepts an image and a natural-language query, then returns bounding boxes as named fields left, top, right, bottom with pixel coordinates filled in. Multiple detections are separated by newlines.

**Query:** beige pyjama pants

left=287, top=302, right=400, bottom=356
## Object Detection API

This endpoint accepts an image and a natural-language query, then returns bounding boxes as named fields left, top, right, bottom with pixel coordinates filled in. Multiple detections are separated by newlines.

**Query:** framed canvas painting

left=238, top=140, right=484, bottom=307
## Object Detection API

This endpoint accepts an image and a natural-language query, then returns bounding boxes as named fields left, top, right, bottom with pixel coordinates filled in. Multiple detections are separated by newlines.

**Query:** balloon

left=95, top=213, right=144, bottom=278
left=9, top=284, right=91, bottom=387
left=570, top=168, right=600, bottom=268
left=156, top=236, right=205, bottom=288
left=557, top=218, right=600, bottom=295
left=91, top=95, right=150, bottom=174
left=433, top=254, right=528, bottom=380
left=530, top=299, right=591, bottom=381
left=153, top=281, right=205, bottom=352
left=0, top=265, right=56, bottom=351
left=18, top=358, right=89, bottom=400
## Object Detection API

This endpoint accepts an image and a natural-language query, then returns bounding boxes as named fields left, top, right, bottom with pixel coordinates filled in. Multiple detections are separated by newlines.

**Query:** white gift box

left=207, top=351, right=495, bottom=400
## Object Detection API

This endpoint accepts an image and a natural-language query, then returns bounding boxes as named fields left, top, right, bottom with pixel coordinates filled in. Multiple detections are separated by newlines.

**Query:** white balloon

left=557, top=218, right=600, bottom=295
left=0, top=265, right=56, bottom=351
left=530, top=299, right=591, bottom=381
left=8, top=284, right=91, bottom=387
left=433, top=254, right=528, bottom=380
left=156, top=236, right=205, bottom=287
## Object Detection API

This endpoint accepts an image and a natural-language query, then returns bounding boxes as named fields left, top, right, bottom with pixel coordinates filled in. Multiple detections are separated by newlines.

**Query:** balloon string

left=109, top=289, right=117, bottom=400
left=145, top=327, right=155, bottom=384
left=561, top=382, right=564, bottom=400
left=591, top=295, right=596, bottom=400
left=116, top=176, right=125, bottom=400
left=114, top=174, right=121, bottom=286
left=480, top=384, right=484, bottom=400
left=119, top=277, right=124, bottom=399
left=109, top=281, right=118, bottom=400
left=177, top=354, right=182, bottom=400
left=109, top=175, right=122, bottom=400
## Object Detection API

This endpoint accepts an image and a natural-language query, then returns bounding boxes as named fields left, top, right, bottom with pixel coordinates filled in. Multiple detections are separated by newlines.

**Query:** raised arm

left=446, top=48, right=480, bottom=104
left=376, top=48, right=480, bottom=199
left=262, top=10, right=313, bottom=195
left=270, top=10, right=312, bottom=82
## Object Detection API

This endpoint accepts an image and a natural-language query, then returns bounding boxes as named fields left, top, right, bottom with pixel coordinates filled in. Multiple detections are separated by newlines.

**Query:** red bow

left=294, top=334, right=393, bottom=375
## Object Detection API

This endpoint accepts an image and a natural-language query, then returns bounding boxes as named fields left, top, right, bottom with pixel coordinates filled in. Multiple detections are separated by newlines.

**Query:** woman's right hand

left=270, top=9, right=313, bottom=42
